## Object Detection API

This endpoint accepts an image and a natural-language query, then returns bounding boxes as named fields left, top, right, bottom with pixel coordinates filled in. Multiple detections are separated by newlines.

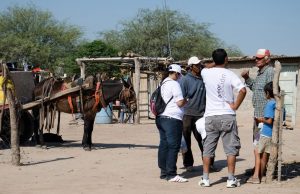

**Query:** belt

left=158, top=115, right=174, bottom=119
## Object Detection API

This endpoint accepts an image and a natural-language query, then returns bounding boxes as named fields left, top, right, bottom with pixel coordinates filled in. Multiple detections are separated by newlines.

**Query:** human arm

left=176, top=98, right=188, bottom=107
left=204, top=62, right=215, bottom=68
left=241, top=69, right=254, bottom=90
left=179, top=76, right=188, bottom=98
left=255, top=117, right=273, bottom=125
left=172, top=81, right=188, bottom=107
left=228, top=87, right=247, bottom=111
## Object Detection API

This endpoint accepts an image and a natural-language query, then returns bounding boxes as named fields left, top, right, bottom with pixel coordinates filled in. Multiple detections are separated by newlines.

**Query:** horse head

left=119, top=78, right=137, bottom=113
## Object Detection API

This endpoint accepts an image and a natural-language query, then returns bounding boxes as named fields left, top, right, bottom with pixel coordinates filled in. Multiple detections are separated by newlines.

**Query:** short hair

left=264, top=82, right=280, bottom=98
left=212, top=48, right=228, bottom=65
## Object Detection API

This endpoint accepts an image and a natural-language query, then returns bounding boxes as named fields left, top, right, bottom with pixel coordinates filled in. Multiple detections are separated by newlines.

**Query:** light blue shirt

left=260, top=99, right=276, bottom=137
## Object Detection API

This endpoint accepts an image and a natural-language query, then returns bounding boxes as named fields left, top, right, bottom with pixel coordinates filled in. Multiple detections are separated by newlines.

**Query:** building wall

left=134, top=61, right=300, bottom=128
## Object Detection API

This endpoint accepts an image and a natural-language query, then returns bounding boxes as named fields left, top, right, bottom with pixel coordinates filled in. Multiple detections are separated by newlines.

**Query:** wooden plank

left=21, top=86, right=82, bottom=110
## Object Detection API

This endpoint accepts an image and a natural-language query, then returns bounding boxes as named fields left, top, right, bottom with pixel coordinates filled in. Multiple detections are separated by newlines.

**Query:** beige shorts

left=258, top=136, right=271, bottom=154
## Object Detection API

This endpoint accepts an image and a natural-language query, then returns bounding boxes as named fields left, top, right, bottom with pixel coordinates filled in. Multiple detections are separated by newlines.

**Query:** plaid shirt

left=245, top=65, right=274, bottom=117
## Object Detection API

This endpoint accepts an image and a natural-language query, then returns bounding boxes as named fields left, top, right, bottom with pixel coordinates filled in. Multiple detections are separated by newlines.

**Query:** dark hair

left=160, top=65, right=176, bottom=83
left=264, top=81, right=280, bottom=98
left=212, top=48, right=228, bottom=65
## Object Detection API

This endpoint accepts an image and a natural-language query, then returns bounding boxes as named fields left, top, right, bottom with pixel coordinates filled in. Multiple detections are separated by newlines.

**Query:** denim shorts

left=203, top=114, right=241, bottom=157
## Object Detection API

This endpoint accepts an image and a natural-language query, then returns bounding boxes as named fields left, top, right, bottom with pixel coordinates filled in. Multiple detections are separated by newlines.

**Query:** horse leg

left=82, top=116, right=95, bottom=151
left=56, top=111, right=61, bottom=135
left=32, top=107, right=40, bottom=145
left=38, top=107, right=45, bottom=147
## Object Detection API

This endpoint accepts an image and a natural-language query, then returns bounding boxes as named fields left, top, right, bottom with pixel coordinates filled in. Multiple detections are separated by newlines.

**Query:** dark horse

left=32, top=74, right=137, bottom=150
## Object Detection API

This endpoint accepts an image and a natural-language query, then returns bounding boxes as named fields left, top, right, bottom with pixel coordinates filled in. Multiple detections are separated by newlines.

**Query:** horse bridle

left=93, top=81, right=106, bottom=111
left=119, top=85, right=136, bottom=112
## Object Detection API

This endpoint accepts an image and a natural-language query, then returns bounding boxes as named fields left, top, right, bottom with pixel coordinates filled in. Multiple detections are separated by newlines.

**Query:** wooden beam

left=76, top=57, right=171, bottom=64
left=21, top=86, right=83, bottom=110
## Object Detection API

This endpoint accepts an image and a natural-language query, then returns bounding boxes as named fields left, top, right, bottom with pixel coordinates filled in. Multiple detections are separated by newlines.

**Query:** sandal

left=246, top=177, right=260, bottom=184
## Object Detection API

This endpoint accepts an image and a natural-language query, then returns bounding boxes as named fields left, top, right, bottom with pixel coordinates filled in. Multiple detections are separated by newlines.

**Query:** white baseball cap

left=188, top=56, right=201, bottom=66
left=256, top=49, right=270, bottom=58
left=168, top=64, right=182, bottom=74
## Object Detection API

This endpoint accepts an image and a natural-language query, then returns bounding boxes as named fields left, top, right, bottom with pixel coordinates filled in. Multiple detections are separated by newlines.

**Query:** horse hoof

left=83, top=147, right=91, bottom=151
left=41, top=145, right=48, bottom=149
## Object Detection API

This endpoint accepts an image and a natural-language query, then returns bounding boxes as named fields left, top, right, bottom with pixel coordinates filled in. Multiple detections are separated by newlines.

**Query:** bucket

left=95, top=103, right=113, bottom=124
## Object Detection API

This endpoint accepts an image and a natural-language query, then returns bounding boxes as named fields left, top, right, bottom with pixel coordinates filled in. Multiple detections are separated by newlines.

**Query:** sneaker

left=198, top=177, right=210, bottom=187
left=226, top=178, right=240, bottom=188
left=168, top=175, right=188, bottom=183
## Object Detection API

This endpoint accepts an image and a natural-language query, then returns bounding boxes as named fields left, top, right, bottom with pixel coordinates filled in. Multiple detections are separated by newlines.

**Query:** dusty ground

left=0, top=111, right=299, bottom=194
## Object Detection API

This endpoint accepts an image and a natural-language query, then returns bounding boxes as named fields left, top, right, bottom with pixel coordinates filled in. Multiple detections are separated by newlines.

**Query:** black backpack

left=150, top=81, right=173, bottom=116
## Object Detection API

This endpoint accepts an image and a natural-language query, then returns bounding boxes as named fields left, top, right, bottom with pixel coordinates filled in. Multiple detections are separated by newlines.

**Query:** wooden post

left=76, top=59, right=85, bottom=80
left=266, top=60, right=282, bottom=183
left=133, top=57, right=140, bottom=124
left=2, top=64, right=20, bottom=165
left=277, top=90, right=284, bottom=181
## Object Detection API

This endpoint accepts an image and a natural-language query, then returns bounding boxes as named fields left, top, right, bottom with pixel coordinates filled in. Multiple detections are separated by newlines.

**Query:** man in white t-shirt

left=199, top=49, right=246, bottom=188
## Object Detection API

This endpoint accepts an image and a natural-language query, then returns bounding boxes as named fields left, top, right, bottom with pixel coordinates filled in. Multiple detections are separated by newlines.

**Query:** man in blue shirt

left=180, top=56, right=210, bottom=171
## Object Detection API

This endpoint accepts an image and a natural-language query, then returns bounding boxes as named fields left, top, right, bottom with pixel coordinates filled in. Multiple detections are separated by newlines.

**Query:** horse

left=32, top=74, right=137, bottom=151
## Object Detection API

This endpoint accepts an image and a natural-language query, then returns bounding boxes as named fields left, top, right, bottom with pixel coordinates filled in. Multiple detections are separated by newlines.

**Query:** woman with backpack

left=155, top=64, right=188, bottom=183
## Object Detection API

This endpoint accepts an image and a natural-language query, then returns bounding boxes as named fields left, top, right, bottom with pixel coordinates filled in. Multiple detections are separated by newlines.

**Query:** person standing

left=241, top=49, right=274, bottom=182
left=155, top=64, right=188, bottom=183
left=199, top=49, right=246, bottom=187
left=247, top=82, right=277, bottom=184
left=180, top=56, right=206, bottom=171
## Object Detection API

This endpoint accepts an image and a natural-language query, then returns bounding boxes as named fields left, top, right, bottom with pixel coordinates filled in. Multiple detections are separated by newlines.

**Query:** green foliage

left=61, top=40, right=120, bottom=77
left=0, top=5, right=82, bottom=70
left=100, top=8, right=242, bottom=60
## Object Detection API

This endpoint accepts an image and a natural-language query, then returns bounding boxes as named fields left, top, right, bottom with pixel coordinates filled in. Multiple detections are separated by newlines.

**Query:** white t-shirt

left=160, top=77, right=184, bottom=120
left=201, top=67, right=245, bottom=116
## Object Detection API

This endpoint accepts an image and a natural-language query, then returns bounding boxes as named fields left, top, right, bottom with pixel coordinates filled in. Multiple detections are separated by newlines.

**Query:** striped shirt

left=245, top=65, right=274, bottom=117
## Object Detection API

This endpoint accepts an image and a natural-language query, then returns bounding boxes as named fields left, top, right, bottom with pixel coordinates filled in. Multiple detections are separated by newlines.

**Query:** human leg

left=227, top=155, right=236, bottom=176
left=219, top=115, right=241, bottom=187
left=159, top=117, right=182, bottom=179
left=155, top=117, right=168, bottom=179
left=251, top=148, right=261, bottom=179
left=182, top=115, right=194, bottom=168
left=199, top=116, right=220, bottom=186
left=260, top=152, right=269, bottom=177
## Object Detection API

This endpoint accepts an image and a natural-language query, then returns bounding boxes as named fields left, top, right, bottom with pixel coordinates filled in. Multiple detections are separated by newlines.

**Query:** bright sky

left=1, top=0, right=300, bottom=56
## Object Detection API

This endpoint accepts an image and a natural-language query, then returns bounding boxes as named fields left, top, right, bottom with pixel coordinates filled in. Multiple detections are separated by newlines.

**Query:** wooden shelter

left=75, top=54, right=174, bottom=123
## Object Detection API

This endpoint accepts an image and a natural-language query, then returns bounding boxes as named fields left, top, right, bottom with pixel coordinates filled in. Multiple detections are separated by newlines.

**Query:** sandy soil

left=0, top=111, right=299, bottom=194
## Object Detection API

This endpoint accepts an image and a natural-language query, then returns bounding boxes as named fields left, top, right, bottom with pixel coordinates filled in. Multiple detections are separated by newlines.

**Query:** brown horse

left=32, top=74, right=137, bottom=150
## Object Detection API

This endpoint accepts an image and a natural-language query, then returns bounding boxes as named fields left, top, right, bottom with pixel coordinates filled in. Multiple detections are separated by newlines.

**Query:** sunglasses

left=255, top=57, right=265, bottom=60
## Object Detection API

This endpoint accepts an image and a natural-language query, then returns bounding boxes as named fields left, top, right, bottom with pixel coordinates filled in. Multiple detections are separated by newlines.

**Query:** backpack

left=150, top=81, right=173, bottom=116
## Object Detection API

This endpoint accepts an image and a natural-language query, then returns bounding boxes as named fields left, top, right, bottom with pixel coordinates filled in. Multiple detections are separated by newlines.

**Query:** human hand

left=241, top=69, right=249, bottom=80
left=227, top=102, right=237, bottom=111
left=204, top=62, right=215, bottom=68
left=254, top=117, right=264, bottom=123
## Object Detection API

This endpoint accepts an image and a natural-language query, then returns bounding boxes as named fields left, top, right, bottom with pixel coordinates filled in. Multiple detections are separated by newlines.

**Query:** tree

left=62, top=40, right=120, bottom=77
left=0, top=5, right=82, bottom=70
left=100, top=8, right=242, bottom=60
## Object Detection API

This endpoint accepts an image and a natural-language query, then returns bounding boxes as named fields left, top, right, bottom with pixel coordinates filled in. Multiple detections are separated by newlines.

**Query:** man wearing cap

left=179, top=56, right=208, bottom=171
left=241, top=48, right=274, bottom=183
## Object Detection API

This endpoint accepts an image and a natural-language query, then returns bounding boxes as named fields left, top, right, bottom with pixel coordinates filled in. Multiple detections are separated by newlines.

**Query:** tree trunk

left=2, top=64, right=20, bottom=165
left=266, top=60, right=282, bottom=183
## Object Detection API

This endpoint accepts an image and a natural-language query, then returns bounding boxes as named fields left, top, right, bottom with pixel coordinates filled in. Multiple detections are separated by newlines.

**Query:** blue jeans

left=155, top=116, right=183, bottom=179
